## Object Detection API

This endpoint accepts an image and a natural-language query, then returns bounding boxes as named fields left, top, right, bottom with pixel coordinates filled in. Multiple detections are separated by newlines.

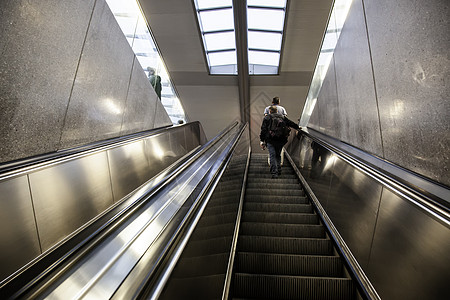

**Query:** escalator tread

left=231, top=153, right=355, bottom=299
left=233, top=273, right=354, bottom=300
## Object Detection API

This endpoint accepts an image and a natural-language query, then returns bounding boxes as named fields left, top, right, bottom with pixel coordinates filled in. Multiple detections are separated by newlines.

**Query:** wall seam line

left=361, top=0, right=385, bottom=158
left=119, top=14, right=140, bottom=134
left=366, top=187, right=384, bottom=272
left=27, top=174, right=43, bottom=254
left=57, top=0, right=98, bottom=150
left=120, top=56, right=136, bottom=134
left=105, top=150, right=116, bottom=203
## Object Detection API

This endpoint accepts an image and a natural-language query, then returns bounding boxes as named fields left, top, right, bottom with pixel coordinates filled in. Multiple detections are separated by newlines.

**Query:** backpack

left=268, top=114, right=291, bottom=140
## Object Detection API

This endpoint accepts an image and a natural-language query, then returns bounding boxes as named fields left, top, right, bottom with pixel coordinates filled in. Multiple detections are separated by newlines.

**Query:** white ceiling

left=139, top=0, right=333, bottom=148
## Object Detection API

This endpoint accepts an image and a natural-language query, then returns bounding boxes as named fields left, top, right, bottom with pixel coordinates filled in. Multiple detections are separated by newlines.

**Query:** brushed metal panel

left=368, top=188, right=450, bottom=299
left=0, top=175, right=41, bottom=281
left=325, top=157, right=382, bottom=269
left=288, top=135, right=383, bottom=268
left=42, top=125, right=241, bottom=299
left=144, top=132, right=177, bottom=178
left=168, top=128, right=189, bottom=160
left=29, top=152, right=114, bottom=252
left=296, top=137, right=334, bottom=209
left=108, top=140, right=152, bottom=201
left=159, top=128, right=250, bottom=300
left=109, top=127, right=201, bottom=201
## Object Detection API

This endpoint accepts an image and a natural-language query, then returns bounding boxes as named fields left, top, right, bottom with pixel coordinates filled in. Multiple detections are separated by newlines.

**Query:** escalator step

left=249, top=166, right=296, bottom=174
left=208, top=193, right=240, bottom=207
left=248, top=178, right=299, bottom=185
left=238, top=236, right=333, bottom=255
left=236, top=252, right=343, bottom=277
left=190, top=222, right=235, bottom=241
left=240, top=222, right=325, bottom=238
left=233, top=273, right=354, bottom=300
left=213, top=182, right=244, bottom=193
left=245, top=195, right=308, bottom=204
left=248, top=174, right=298, bottom=180
left=242, top=211, right=319, bottom=225
left=171, top=252, right=230, bottom=278
left=160, top=274, right=225, bottom=300
left=204, top=203, right=239, bottom=215
left=244, top=202, right=313, bottom=214
left=198, top=212, right=237, bottom=227
left=182, top=236, right=232, bottom=258
left=245, top=188, right=304, bottom=197
left=246, top=182, right=301, bottom=190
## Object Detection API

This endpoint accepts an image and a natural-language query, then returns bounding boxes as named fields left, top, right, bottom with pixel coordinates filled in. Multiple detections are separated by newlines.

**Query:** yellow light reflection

left=103, top=98, right=122, bottom=115
left=389, top=99, right=405, bottom=118
left=149, top=141, right=165, bottom=160
left=323, top=154, right=337, bottom=173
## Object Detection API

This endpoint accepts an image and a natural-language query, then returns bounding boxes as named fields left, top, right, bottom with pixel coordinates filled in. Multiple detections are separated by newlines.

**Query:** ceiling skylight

left=194, top=0, right=287, bottom=75
left=247, top=0, right=286, bottom=75
left=195, top=0, right=237, bottom=75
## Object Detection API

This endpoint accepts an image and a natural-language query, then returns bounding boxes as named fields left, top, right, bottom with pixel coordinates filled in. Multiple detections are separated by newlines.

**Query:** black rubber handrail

left=285, top=151, right=380, bottom=300
left=138, top=123, right=249, bottom=300
left=297, top=129, right=450, bottom=227
left=222, top=145, right=251, bottom=300
left=304, top=128, right=450, bottom=205
left=0, top=122, right=191, bottom=177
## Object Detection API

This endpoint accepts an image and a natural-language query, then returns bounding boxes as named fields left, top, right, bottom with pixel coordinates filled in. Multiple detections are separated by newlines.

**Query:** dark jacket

left=260, top=113, right=300, bottom=145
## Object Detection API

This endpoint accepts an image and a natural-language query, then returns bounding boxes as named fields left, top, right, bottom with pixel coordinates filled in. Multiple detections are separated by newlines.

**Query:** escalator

left=231, top=154, right=355, bottom=299
left=157, top=152, right=358, bottom=300
left=158, top=154, right=248, bottom=299
left=5, top=121, right=444, bottom=299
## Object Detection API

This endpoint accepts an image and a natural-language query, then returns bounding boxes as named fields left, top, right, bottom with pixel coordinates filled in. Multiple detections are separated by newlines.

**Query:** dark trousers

left=267, top=142, right=283, bottom=176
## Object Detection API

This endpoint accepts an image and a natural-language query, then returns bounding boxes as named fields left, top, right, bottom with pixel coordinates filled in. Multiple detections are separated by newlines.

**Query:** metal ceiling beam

left=233, top=0, right=250, bottom=125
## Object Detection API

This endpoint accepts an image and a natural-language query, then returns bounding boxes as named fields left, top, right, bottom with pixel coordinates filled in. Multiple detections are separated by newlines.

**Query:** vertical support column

left=233, top=0, right=250, bottom=129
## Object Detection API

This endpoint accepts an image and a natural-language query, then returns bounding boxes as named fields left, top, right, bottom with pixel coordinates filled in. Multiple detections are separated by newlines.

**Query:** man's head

left=269, top=105, right=278, bottom=114
left=272, top=97, right=280, bottom=105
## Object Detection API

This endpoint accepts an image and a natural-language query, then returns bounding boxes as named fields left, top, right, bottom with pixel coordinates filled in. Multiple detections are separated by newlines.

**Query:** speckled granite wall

left=364, top=0, right=450, bottom=185
left=307, top=0, right=449, bottom=186
left=0, top=0, right=171, bottom=163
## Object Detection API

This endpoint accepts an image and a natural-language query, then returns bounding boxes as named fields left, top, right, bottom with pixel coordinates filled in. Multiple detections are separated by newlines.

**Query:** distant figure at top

left=147, top=67, right=162, bottom=100
left=264, top=96, right=287, bottom=116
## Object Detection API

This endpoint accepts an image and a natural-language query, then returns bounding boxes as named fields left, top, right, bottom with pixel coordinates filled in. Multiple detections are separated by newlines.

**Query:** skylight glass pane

left=248, top=50, right=280, bottom=66
left=322, top=31, right=338, bottom=52
left=106, top=0, right=187, bottom=124
left=247, top=0, right=286, bottom=8
left=204, top=32, right=236, bottom=51
left=248, top=31, right=282, bottom=51
left=197, top=0, right=232, bottom=10
left=199, top=9, right=234, bottom=32
left=209, top=51, right=237, bottom=66
left=300, top=0, right=355, bottom=126
left=248, top=8, right=285, bottom=31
